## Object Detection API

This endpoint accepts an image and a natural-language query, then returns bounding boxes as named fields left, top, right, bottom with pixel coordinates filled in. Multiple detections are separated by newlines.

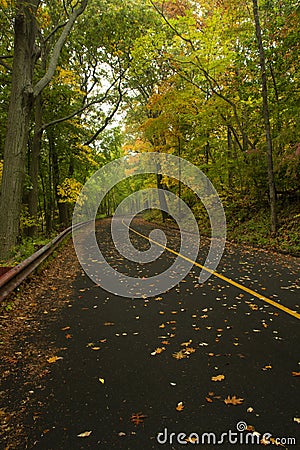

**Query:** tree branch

left=44, top=21, right=68, bottom=44
left=84, top=81, right=124, bottom=146
left=33, top=0, right=88, bottom=98
left=40, top=76, right=121, bottom=132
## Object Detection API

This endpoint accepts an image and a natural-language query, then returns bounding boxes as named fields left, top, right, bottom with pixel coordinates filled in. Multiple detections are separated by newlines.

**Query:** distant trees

left=124, top=0, right=300, bottom=233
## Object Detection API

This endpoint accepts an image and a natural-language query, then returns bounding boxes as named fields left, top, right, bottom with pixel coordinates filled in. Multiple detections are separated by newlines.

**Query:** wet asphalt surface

left=21, top=219, right=300, bottom=449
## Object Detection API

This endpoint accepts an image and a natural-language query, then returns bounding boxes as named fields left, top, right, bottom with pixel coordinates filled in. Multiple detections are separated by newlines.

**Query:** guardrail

left=0, top=222, right=85, bottom=302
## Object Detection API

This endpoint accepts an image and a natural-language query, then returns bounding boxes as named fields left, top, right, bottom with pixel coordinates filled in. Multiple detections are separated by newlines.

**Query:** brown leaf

left=224, top=395, right=244, bottom=405
left=205, top=397, right=213, bottom=403
left=130, top=412, right=146, bottom=425
left=292, top=371, right=300, bottom=377
left=65, top=333, right=72, bottom=339
left=61, top=326, right=70, bottom=331
left=104, top=322, right=114, bottom=326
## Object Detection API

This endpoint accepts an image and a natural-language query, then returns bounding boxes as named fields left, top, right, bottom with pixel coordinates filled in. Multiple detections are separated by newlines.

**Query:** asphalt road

left=12, top=219, right=300, bottom=449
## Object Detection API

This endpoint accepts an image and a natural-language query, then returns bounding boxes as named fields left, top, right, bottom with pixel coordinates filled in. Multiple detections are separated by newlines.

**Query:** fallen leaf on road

left=172, top=350, right=187, bottom=360
left=61, top=326, right=70, bottom=331
left=206, top=397, right=213, bottom=403
left=47, top=356, right=63, bottom=364
left=185, top=347, right=196, bottom=354
left=98, top=378, right=105, bottom=384
left=176, top=401, right=184, bottom=411
left=211, top=374, right=225, bottom=382
left=262, top=365, right=272, bottom=371
left=293, top=417, right=300, bottom=423
left=130, top=412, right=146, bottom=425
left=77, top=431, right=92, bottom=437
left=292, top=371, right=300, bottom=377
left=151, top=347, right=166, bottom=355
left=181, top=340, right=192, bottom=347
left=224, top=395, right=244, bottom=405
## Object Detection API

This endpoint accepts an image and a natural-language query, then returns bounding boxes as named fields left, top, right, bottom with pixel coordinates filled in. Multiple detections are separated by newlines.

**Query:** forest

left=0, top=0, right=299, bottom=263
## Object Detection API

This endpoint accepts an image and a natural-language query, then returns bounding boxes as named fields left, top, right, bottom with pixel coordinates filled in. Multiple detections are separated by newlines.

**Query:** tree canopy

left=0, top=0, right=299, bottom=260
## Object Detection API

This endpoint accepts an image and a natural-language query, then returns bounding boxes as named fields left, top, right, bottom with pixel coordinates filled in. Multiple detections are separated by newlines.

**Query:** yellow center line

left=123, top=220, right=300, bottom=320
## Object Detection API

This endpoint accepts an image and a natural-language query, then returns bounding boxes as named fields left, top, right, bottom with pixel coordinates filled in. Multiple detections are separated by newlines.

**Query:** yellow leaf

left=151, top=347, right=166, bottom=355
left=262, top=365, right=272, bottom=370
left=211, top=374, right=225, bottom=382
left=77, top=431, right=92, bottom=437
left=98, top=378, right=105, bottom=384
left=47, top=356, right=63, bottom=364
left=172, top=350, right=187, bottom=360
left=181, top=340, right=192, bottom=347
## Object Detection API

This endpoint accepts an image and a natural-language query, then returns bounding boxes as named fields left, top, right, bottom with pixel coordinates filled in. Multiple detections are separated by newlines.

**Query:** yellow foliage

left=37, top=8, right=51, bottom=29
left=75, top=144, right=99, bottom=167
left=0, top=0, right=8, bottom=8
left=57, top=178, right=83, bottom=203
left=56, top=67, right=79, bottom=87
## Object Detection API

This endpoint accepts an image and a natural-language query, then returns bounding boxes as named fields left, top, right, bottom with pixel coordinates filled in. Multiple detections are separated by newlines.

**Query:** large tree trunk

left=0, top=1, right=38, bottom=259
left=0, top=0, right=88, bottom=260
left=252, top=0, right=277, bottom=234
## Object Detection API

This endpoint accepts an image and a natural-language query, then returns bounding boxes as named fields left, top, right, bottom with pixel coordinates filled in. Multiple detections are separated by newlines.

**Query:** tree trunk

left=156, top=162, right=169, bottom=222
left=28, top=93, right=43, bottom=237
left=0, top=0, right=87, bottom=260
left=227, top=127, right=233, bottom=190
left=252, top=0, right=277, bottom=234
left=0, top=1, right=38, bottom=259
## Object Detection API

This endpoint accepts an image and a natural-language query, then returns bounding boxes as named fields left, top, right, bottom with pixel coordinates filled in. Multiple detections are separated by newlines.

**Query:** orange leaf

left=176, top=401, right=184, bottom=411
left=224, top=395, right=244, bottom=405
